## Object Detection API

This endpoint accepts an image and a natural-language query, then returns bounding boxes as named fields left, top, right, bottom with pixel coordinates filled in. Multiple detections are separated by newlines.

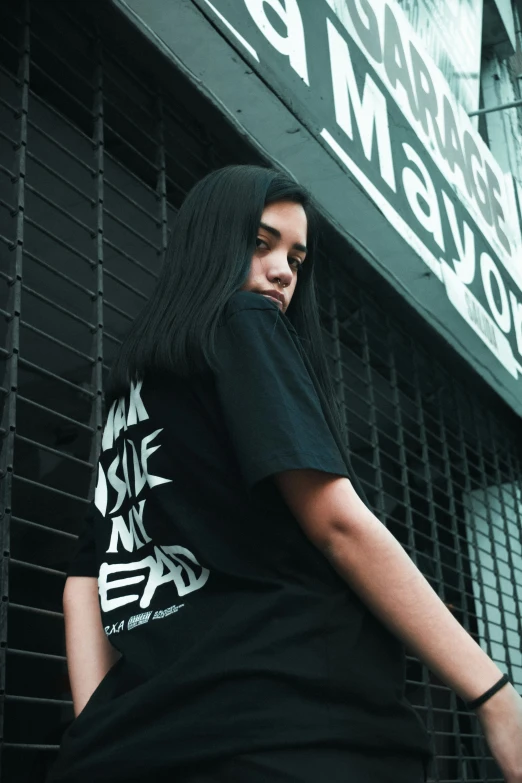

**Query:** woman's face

left=241, top=200, right=308, bottom=314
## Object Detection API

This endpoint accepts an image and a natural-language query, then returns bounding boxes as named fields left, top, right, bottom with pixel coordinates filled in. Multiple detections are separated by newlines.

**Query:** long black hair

left=104, top=164, right=345, bottom=435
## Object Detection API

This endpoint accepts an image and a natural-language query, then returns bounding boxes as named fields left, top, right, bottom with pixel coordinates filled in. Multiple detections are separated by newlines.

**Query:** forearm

left=323, top=508, right=504, bottom=704
left=64, top=576, right=120, bottom=717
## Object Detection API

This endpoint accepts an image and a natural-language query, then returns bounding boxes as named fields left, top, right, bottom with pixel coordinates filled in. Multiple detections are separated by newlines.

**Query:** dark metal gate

left=1, top=2, right=521, bottom=781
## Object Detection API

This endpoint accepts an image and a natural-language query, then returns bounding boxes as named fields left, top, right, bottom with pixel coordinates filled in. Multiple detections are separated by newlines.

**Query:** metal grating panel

left=1, top=2, right=521, bottom=781
left=315, top=264, right=522, bottom=781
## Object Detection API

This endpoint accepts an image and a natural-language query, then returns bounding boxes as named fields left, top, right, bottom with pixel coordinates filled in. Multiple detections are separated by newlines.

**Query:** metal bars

left=319, top=263, right=522, bottom=780
left=0, top=1, right=30, bottom=770
left=325, top=255, right=350, bottom=455
left=91, top=36, right=104, bottom=503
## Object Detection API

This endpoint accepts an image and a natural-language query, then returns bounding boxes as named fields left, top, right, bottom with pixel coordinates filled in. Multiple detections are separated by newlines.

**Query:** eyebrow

left=259, top=221, right=307, bottom=255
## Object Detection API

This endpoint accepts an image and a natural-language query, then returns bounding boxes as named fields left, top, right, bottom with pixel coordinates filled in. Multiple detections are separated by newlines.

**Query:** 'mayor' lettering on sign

left=322, top=0, right=522, bottom=277
left=204, top=0, right=522, bottom=379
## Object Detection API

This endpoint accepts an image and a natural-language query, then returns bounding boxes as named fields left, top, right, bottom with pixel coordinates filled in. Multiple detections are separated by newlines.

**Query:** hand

left=475, top=683, right=522, bottom=782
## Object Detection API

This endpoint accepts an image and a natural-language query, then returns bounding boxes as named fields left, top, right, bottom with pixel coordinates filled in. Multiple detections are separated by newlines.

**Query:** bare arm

left=63, top=576, right=121, bottom=717
left=276, top=470, right=522, bottom=778
left=322, top=494, right=506, bottom=701
left=274, top=470, right=511, bottom=702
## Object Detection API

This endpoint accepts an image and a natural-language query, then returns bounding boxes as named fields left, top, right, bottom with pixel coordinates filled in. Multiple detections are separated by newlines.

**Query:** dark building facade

left=1, top=1, right=522, bottom=781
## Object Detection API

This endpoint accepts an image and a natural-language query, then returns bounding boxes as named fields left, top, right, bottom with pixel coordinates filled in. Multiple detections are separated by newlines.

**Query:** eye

left=289, top=257, right=303, bottom=271
left=255, top=237, right=269, bottom=250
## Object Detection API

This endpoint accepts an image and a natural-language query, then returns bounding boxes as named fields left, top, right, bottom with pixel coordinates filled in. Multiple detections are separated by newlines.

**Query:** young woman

left=49, top=165, right=522, bottom=783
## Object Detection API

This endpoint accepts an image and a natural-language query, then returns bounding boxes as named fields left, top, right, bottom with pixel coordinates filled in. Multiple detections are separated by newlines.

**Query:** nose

left=268, top=256, right=293, bottom=288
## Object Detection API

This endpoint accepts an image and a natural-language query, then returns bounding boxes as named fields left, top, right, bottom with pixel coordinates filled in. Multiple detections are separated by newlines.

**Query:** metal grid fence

left=1, top=2, right=521, bottom=781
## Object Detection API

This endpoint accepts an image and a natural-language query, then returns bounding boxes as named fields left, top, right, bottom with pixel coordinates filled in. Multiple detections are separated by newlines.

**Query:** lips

left=261, top=294, right=283, bottom=310
left=259, top=290, right=284, bottom=308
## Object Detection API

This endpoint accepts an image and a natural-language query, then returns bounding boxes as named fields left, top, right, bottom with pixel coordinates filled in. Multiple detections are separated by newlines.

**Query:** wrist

left=474, top=680, right=515, bottom=717
left=465, top=672, right=509, bottom=709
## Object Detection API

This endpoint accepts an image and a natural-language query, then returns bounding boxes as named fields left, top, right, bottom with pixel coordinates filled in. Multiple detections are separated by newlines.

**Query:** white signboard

left=396, top=0, right=483, bottom=115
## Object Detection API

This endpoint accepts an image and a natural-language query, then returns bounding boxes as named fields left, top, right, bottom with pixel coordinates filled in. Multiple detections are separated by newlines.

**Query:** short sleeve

left=214, top=294, right=351, bottom=492
left=66, top=500, right=98, bottom=578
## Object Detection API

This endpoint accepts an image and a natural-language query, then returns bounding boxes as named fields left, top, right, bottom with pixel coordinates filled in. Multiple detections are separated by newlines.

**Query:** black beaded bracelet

left=466, top=674, right=510, bottom=710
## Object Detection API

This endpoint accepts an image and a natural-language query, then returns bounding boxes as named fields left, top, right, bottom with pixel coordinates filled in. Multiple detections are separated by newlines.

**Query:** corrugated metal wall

left=1, top=2, right=521, bottom=781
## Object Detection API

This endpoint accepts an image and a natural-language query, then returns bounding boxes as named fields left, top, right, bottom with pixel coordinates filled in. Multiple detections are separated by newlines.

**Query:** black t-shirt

left=48, top=291, right=433, bottom=782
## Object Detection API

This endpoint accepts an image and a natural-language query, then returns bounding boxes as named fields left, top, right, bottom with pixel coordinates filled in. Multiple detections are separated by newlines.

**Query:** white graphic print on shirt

left=95, top=380, right=210, bottom=622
